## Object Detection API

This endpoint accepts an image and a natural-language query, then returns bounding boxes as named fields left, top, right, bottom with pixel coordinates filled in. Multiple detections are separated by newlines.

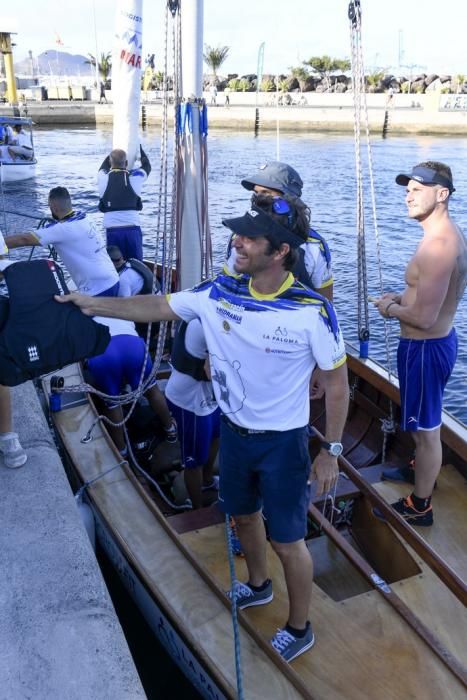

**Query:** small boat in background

left=0, top=116, right=36, bottom=183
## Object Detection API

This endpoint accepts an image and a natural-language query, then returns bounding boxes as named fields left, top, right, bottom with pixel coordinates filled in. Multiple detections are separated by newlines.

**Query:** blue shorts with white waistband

left=106, top=225, right=143, bottom=261
left=397, top=328, right=458, bottom=431
left=218, top=415, right=310, bottom=543
left=166, top=401, right=220, bottom=469
left=87, top=334, right=155, bottom=408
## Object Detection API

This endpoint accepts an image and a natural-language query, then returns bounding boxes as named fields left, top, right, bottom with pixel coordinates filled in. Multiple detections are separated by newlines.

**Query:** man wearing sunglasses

left=55, top=195, right=349, bottom=662
left=224, top=160, right=333, bottom=301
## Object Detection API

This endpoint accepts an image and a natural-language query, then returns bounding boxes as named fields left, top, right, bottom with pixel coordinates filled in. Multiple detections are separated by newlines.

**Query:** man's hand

left=54, top=291, right=95, bottom=315
left=310, top=451, right=339, bottom=496
left=309, top=366, right=325, bottom=400
left=371, top=292, right=401, bottom=318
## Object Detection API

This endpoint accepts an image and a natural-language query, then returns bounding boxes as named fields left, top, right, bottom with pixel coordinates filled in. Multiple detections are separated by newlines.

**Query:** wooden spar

left=308, top=503, right=467, bottom=688
left=310, top=424, right=467, bottom=607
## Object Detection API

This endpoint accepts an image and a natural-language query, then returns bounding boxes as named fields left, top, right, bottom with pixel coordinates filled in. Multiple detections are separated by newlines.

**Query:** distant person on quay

left=5, top=186, right=120, bottom=297
left=98, top=146, right=151, bottom=262
left=373, top=161, right=467, bottom=526
left=99, top=81, right=108, bottom=104
left=0, top=229, right=27, bottom=470
left=55, top=194, right=349, bottom=663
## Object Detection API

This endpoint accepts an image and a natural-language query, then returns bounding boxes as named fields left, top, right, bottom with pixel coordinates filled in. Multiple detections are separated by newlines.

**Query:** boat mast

left=177, top=0, right=210, bottom=290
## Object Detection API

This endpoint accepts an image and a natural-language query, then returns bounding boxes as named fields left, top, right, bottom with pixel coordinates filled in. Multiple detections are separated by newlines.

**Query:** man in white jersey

left=55, top=196, right=349, bottom=663
left=0, top=228, right=28, bottom=469
left=5, top=187, right=120, bottom=297
left=224, top=160, right=334, bottom=300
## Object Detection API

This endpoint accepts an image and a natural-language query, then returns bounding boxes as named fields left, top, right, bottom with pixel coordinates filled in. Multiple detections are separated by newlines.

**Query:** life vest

left=126, top=258, right=160, bottom=295
left=0, top=259, right=110, bottom=387
left=292, top=228, right=332, bottom=288
left=98, top=169, right=143, bottom=213
left=170, top=321, right=208, bottom=382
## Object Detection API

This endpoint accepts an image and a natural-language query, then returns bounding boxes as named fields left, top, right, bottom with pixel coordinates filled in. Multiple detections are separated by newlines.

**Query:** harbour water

left=1, top=125, right=466, bottom=697
left=2, top=125, right=466, bottom=424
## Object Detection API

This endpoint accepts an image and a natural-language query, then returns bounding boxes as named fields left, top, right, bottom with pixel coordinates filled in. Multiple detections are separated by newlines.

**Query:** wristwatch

left=320, top=440, right=344, bottom=457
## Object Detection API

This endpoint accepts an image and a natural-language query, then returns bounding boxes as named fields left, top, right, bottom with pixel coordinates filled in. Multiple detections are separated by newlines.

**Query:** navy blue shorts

left=87, top=334, right=154, bottom=407
left=106, top=226, right=143, bottom=261
left=398, top=329, right=458, bottom=431
left=218, top=416, right=310, bottom=543
left=167, top=401, right=221, bottom=469
left=94, top=281, right=120, bottom=297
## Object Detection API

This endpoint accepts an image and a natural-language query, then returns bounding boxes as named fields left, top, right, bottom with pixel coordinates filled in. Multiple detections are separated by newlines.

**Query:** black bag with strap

left=0, top=259, right=110, bottom=387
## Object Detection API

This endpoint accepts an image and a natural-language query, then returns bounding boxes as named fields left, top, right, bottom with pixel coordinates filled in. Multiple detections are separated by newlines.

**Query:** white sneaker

left=0, top=432, right=28, bottom=469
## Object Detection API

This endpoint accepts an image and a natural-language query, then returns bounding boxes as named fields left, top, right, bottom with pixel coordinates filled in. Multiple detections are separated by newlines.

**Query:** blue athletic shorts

left=94, top=281, right=120, bottom=297
left=87, top=334, right=154, bottom=407
left=397, top=328, right=458, bottom=431
left=218, top=416, right=311, bottom=543
left=167, top=401, right=221, bottom=469
left=106, top=226, right=143, bottom=262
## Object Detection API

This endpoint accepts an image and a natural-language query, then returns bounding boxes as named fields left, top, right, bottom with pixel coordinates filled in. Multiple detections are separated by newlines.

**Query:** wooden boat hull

left=41, top=356, right=467, bottom=700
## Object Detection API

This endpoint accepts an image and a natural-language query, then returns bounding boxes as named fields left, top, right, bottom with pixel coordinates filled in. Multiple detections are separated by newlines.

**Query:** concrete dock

left=3, top=91, right=467, bottom=134
left=0, top=381, right=145, bottom=699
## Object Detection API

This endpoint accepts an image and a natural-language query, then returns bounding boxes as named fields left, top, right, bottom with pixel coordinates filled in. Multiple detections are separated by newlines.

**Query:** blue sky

left=2, top=0, right=466, bottom=77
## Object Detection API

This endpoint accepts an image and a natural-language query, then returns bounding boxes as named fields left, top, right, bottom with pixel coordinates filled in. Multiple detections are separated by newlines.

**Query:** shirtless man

left=374, top=161, right=467, bottom=526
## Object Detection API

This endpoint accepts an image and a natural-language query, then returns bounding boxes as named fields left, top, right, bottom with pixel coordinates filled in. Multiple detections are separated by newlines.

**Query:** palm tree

left=84, top=52, right=112, bottom=82
left=203, top=45, right=229, bottom=84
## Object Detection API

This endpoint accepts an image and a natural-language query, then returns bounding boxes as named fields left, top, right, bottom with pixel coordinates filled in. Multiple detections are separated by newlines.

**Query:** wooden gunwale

left=310, top=422, right=467, bottom=606
left=345, top=346, right=467, bottom=465
left=308, top=503, right=467, bottom=688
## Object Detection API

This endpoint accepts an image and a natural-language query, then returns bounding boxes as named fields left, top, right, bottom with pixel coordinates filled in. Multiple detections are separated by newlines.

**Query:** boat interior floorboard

left=181, top=522, right=467, bottom=699
left=373, top=463, right=467, bottom=580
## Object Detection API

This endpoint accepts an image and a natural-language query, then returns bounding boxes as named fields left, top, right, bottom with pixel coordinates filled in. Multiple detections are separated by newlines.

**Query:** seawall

left=3, top=91, right=467, bottom=135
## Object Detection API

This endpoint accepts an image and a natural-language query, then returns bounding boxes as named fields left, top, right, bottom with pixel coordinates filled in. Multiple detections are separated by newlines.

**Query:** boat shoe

left=226, top=580, right=273, bottom=609
left=270, top=622, right=315, bottom=663
left=0, top=432, right=28, bottom=469
left=373, top=494, right=433, bottom=527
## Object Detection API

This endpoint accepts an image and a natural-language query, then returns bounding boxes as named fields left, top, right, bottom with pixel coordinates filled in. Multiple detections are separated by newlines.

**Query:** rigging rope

left=348, top=0, right=396, bottom=458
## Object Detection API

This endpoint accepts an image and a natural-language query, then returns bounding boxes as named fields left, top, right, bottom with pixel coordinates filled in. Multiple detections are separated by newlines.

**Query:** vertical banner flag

left=112, top=0, right=143, bottom=168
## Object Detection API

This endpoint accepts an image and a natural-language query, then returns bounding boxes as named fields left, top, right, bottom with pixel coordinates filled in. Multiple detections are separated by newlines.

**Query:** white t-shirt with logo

left=165, top=319, right=218, bottom=416
left=35, top=213, right=119, bottom=296
left=167, top=272, right=346, bottom=431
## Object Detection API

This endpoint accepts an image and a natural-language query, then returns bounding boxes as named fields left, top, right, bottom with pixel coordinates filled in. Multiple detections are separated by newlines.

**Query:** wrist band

left=385, top=301, right=397, bottom=317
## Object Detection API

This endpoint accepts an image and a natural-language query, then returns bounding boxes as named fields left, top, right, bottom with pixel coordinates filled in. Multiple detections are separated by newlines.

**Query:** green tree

left=366, top=71, right=384, bottom=88
left=203, top=45, right=229, bottom=83
left=303, top=55, right=350, bottom=89
left=85, top=52, right=112, bottom=81
left=289, top=66, right=310, bottom=92
left=228, top=78, right=241, bottom=91
left=261, top=77, right=275, bottom=92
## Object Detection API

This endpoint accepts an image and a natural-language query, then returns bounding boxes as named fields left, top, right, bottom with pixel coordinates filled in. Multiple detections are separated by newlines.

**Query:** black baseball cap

left=241, top=161, right=303, bottom=197
left=222, top=204, right=305, bottom=249
left=395, top=165, right=455, bottom=193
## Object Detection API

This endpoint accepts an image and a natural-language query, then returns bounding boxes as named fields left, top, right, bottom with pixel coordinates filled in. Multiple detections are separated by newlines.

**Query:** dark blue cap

left=222, top=204, right=305, bottom=248
left=396, top=165, right=455, bottom=193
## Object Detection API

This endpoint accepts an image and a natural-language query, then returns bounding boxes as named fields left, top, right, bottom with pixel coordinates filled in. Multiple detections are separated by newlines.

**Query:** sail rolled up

left=112, top=0, right=143, bottom=168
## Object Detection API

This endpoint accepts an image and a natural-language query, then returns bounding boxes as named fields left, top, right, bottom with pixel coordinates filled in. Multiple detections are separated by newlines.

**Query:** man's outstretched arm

left=55, top=291, right=181, bottom=324
left=5, top=232, right=39, bottom=248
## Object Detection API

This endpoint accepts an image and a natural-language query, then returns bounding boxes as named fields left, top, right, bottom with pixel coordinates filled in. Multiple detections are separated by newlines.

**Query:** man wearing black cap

left=373, top=161, right=467, bottom=526
left=56, top=195, right=349, bottom=662
left=224, top=160, right=334, bottom=301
